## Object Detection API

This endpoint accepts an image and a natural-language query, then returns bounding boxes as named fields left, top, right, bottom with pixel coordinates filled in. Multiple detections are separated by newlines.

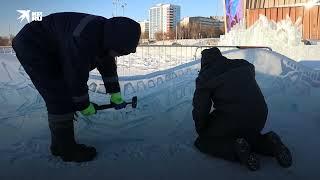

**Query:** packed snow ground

left=0, top=48, right=320, bottom=180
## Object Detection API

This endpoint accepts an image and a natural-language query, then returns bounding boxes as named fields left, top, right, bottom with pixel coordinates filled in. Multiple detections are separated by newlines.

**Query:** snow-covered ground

left=0, top=47, right=319, bottom=179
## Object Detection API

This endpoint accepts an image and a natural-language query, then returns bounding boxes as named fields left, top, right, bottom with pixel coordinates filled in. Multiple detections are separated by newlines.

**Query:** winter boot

left=265, top=131, right=292, bottom=168
left=234, top=138, right=260, bottom=171
left=48, top=113, right=97, bottom=162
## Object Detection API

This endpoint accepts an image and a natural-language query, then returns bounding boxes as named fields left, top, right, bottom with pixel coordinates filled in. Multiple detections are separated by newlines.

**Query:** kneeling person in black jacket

left=12, top=12, right=141, bottom=162
left=192, top=47, right=292, bottom=171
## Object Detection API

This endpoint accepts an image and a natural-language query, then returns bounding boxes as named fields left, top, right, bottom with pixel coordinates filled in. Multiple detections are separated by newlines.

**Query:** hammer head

left=131, top=96, right=138, bottom=108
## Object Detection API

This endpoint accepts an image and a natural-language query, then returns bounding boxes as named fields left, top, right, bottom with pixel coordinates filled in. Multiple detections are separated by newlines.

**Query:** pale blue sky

left=0, top=0, right=224, bottom=36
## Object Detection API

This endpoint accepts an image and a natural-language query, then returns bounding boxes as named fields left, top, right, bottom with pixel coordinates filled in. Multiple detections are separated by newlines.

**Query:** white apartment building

left=139, top=20, right=149, bottom=34
left=149, top=3, right=181, bottom=40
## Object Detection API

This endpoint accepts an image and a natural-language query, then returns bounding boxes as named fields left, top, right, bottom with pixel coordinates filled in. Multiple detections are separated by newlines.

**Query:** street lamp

left=112, top=0, right=122, bottom=16
left=112, top=0, right=117, bottom=16
left=121, top=2, right=127, bottom=16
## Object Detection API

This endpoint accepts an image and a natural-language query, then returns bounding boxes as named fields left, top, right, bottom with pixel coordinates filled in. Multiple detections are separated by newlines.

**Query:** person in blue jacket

left=12, top=12, right=141, bottom=162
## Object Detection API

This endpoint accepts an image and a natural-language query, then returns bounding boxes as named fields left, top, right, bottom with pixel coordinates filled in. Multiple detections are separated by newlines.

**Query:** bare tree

left=154, top=31, right=163, bottom=41
left=0, top=36, right=10, bottom=46
left=140, top=32, right=149, bottom=40
left=179, top=22, right=225, bottom=39
left=180, top=26, right=191, bottom=39
left=211, top=26, right=225, bottom=38
left=165, top=30, right=175, bottom=40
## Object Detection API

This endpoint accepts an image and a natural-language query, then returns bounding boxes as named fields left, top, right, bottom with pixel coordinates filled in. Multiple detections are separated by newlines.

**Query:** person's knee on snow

left=192, top=47, right=272, bottom=170
left=193, top=47, right=268, bottom=138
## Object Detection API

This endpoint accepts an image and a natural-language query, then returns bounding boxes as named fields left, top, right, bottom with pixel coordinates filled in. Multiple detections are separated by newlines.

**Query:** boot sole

left=51, top=147, right=97, bottom=163
left=268, top=132, right=292, bottom=168
left=247, top=153, right=260, bottom=171
left=235, top=138, right=260, bottom=171
left=52, top=152, right=97, bottom=163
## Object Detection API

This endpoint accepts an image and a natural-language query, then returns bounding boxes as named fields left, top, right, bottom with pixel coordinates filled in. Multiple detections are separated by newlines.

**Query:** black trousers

left=194, top=132, right=275, bottom=162
left=12, top=27, right=74, bottom=115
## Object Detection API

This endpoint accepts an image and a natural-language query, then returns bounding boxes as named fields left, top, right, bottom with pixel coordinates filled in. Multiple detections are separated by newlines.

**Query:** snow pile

left=219, top=15, right=303, bottom=47
left=219, top=15, right=320, bottom=61
left=0, top=50, right=320, bottom=179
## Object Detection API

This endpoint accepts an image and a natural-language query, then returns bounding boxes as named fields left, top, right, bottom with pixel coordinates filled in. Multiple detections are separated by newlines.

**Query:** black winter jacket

left=192, top=48, right=268, bottom=137
left=13, top=12, right=141, bottom=111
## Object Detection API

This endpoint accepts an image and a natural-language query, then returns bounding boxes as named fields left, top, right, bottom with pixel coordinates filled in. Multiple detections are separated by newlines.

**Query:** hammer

left=93, top=96, right=138, bottom=110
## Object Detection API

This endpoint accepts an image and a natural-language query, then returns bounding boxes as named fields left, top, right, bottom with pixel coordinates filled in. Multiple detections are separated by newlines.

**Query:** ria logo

left=17, top=10, right=43, bottom=23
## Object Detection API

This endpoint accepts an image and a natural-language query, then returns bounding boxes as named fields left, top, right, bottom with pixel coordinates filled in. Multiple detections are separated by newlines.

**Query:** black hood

left=103, top=17, right=141, bottom=55
left=201, top=47, right=223, bottom=69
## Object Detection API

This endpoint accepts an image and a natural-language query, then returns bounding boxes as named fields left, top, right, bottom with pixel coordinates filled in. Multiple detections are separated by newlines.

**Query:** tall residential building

left=149, top=3, right=181, bottom=40
left=139, top=20, right=149, bottom=38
